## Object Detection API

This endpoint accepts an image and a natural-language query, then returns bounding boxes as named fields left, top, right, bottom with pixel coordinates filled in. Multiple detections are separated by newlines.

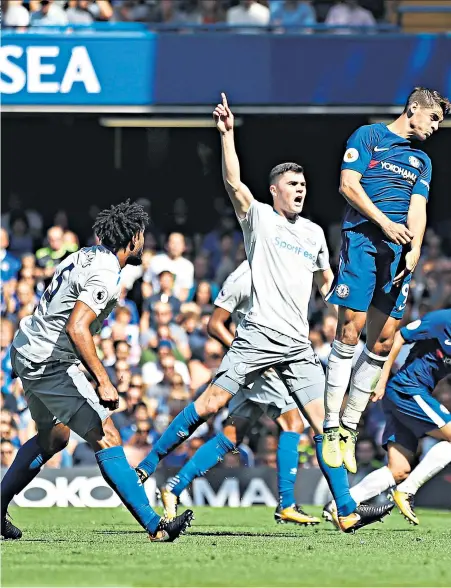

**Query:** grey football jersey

left=13, top=246, right=121, bottom=364
left=239, top=200, right=330, bottom=342
left=214, top=260, right=251, bottom=326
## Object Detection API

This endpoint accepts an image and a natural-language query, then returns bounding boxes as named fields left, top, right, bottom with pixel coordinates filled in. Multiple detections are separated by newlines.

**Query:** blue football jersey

left=390, top=309, right=451, bottom=395
left=341, top=123, right=432, bottom=229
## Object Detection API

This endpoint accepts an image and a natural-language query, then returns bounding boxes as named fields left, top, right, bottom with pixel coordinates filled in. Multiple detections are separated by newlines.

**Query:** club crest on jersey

left=336, top=284, right=350, bottom=299
left=409, top=156, right=420, bottom=169
left=343, top=148, right=359, bottom=163
left=92, top=286, right=108, bottom=304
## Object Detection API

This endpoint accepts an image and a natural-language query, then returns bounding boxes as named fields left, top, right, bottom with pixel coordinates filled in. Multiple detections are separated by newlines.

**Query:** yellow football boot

left=275, top=504, right=320, bottom=526
left=322, top=500, right=340, bottom=530
left=339, top=425, right=358, bottom=474
left=389, top=489, right=419, bottom=525
left=337, top=502, right=394, bottom=534
left=322, top=428, right=343, bottom=468
left=160, top=487, right=179, bottom=522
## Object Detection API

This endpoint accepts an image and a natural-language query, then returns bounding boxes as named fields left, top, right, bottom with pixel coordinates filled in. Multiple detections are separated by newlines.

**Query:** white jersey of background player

left=14, top=246, right=121, bottom=365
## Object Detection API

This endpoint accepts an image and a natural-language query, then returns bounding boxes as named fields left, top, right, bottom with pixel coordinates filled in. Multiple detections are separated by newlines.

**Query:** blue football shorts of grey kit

left=11, top=346, right=109, bottom=438
left=214, top=319, right=325, bottom=420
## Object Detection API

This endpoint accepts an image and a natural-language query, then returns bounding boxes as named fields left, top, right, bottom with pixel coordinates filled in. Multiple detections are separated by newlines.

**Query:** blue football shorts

left=382, top=382, right=451, bottom=453
left=327, top=223, right=412, bottom=319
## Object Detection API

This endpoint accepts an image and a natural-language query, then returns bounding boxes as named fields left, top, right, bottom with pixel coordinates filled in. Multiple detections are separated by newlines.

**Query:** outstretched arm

left=214, top=93, right=254, bottom=219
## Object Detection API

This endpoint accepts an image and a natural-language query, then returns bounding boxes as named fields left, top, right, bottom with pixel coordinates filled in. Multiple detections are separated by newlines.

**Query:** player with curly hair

left=1, top=200, right=194, bottom=542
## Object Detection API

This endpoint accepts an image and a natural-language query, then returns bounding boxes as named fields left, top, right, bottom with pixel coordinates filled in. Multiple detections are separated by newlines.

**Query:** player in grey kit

left=1, top=201, right=193, bottom=542
left=160, top=260, right=323, bottom=525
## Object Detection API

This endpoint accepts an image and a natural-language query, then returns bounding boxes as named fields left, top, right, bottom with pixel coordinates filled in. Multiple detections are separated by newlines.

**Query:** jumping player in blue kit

left=322, top=87, right=450, bottom=472
left=323, top=309, right=451, bottom=528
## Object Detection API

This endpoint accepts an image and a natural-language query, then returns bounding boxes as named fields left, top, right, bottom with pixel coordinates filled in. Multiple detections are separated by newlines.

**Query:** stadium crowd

left=3, top=0, right=388, bottom=31
left=1, top=200, right=450, bottom=476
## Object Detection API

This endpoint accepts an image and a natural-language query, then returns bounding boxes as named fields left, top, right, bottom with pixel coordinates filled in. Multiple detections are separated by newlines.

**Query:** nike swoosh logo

left=374, top=147, right=389, bottom=152
left=444, top=339, right=451, bottom=346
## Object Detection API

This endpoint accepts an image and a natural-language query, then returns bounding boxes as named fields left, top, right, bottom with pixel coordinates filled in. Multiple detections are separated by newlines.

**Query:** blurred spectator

left=1, top=194, right=43, bottom=242
left=270, top=1, right=316, bottom=29
left=8, top=212, right=34, bottom=258
left=325, top=0, right=376, bottom=32
left=36, top=226, right=78, bottom=286
left=146, top=233, right=194, bottom=302
left=189, top=280, right=215, bottom=311
left=3, top=0, right=30, bottom=28
left=30, top=0, right=69, bottom=25
left=227, top=0, right=270, bottom=30
left=152, top=0, right=189, bottom=24
left=141, top=300, right=191, bottom=360
left=143, top=344, right=191, bottom=390
left=214, top=233, right=237, bottom=286
left=0, top=228, right=21, bottom=285
left=201, top=206, right=242, bottom=273
left=1, top=440, right=17, bottom=468
left=66, top=0, right=113, bottom=23
left=1, top=319, right=15, bottom=388
left=141, top=270, right=181, bottom=322
left=185, top=0, right=226, bottom=24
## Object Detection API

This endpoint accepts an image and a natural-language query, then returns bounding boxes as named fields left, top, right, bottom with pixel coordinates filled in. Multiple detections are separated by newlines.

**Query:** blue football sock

left=314, top=434, right=356, bottom=517
left=167, top=432, right=235, bottom=497
left=96, top=446, right=161, bottom=534
left=1, top=436, right=52, bottom=509
left=138, top=403, right=203, bottom=476
left=277, top=431, right=301, bottom=509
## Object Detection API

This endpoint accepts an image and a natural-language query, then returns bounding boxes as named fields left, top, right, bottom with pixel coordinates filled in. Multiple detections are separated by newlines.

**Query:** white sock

left=324, top=340, right=356, bottom=429
left=397, top=441, right=451, bottom=495
left=350, top=466, right=396, bottom=503
left=341, top=347, right=387, bottom=430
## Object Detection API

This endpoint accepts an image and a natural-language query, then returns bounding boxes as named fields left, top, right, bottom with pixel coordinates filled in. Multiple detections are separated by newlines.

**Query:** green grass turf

left=2, top=506, right=451, bottom=587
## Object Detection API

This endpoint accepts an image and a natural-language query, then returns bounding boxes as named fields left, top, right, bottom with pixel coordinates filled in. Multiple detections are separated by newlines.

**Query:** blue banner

left=1, top=31, right=450, bottom=106
left=1, top=32, right=156, bottom=104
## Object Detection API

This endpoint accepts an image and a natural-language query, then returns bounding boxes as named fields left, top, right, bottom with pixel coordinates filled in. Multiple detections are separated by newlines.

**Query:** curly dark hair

left=93, top=199, right=149, bottom=252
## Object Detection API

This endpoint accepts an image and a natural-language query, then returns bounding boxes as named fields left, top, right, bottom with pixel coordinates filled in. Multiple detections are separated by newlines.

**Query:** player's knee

left=372, top=335, right=394, bottom=357
left=195, top=385, right=230, bottom=418
left=337, top=318, right=361, bottom=346
left=390, top=465, right=411, bottom=484
left=101, top=420, right=122, bottom=448
left=279, top=415, right=303, bottom=434
left=38, top=424, right=70, bottom=455
left=223, top=416, right=249, bottom=445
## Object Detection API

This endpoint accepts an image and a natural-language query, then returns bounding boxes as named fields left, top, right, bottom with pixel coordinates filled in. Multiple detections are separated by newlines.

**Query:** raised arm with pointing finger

left=213, top=93, right=254, bottom=219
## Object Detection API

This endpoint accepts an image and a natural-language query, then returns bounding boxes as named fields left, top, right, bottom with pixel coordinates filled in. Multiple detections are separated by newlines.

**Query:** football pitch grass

left=2, top=506, right=451, bottom=587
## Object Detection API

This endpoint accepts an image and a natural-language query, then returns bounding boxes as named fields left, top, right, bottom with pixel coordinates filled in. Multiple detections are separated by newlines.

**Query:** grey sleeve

left=315, top=230, right=331, bottom=271
left=77, top=270, right=119, bottom=316
left=214, top=272, right=248, bottom=314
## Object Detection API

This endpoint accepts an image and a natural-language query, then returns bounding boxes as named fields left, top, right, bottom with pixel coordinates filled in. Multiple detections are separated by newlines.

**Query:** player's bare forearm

left=407, top=194, right=427, bottom=252
left=66, top=301, right=111, bottom=387
left=314, top=268, right=338, bottom=316
left=208, top=308, right=234, bottom=348
left=221, top=133, right=254, bottom=218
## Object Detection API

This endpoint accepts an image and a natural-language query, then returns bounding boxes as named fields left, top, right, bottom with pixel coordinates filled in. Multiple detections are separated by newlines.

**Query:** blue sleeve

left=341, top=125, right=377, bottom=175
left=400, top=312, right=441, bottom=343
left=412, top=156, right=432, bottom=201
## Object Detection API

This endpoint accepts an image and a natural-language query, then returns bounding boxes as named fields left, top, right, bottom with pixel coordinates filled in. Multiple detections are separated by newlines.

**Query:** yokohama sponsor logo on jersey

left=380, top=161, right=417, bottom=183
